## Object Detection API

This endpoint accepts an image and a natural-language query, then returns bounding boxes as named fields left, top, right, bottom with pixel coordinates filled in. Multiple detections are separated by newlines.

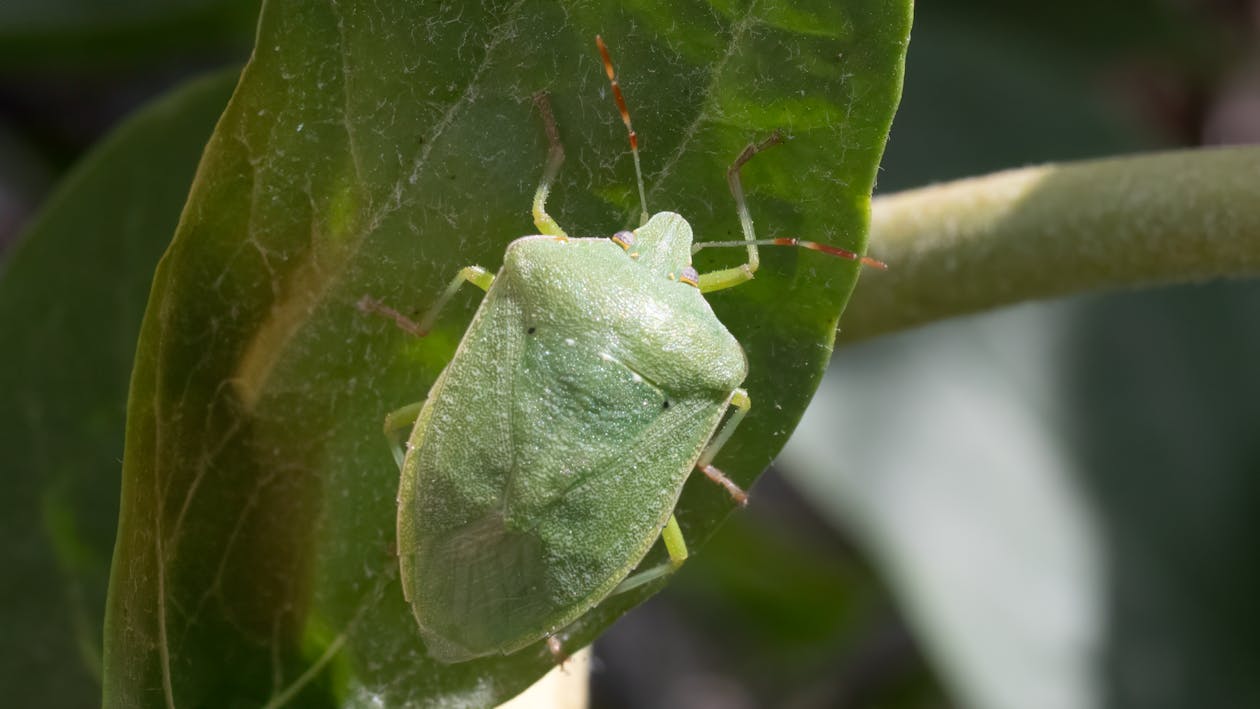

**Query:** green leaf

left=0, top=70, right=237, bottom=705
left=102, top=1, right=910, bottom=705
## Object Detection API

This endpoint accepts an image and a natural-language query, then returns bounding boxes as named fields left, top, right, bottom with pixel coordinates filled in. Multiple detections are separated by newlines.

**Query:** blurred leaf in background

left=778, top=2, right=1260, bottom=709
left=0, top=118, right=53, bottom=248
left=0, top=0, right=258, bottom=253
left=1, top=2, right=255, bottom=705
left=0, top=0, right=257, bottom=68
left=0, top=70, right=238, bottom=708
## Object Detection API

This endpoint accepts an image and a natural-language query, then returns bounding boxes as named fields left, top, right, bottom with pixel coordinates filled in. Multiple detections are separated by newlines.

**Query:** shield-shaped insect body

left=360, top=36, right=884, bottom=664
left=395, top=214, right=746, bottom=663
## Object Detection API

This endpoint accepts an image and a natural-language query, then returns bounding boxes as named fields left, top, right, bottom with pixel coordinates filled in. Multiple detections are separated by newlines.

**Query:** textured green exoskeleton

left=389, top=212, right=748, bottom=663
left=360, top=37, right=882, bottom=664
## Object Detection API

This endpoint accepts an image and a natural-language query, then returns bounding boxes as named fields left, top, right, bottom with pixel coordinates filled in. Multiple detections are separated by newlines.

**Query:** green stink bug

left=360, top=36, right=884, bottom=664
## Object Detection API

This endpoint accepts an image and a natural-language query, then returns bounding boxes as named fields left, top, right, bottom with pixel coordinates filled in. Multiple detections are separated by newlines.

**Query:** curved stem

left=839, top=146, right=1260, bottom=344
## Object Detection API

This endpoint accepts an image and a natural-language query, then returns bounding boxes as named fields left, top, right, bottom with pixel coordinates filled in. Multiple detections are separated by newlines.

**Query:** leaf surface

left=103, top=1, right=911, bottom=705
left=0, top=70, right=237, bottom=706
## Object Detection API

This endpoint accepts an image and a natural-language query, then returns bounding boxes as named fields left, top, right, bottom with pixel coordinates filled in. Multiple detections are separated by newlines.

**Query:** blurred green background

left=3, top=0, right=1257, bottom=707
left=599, top=2, right=1260, bottom=708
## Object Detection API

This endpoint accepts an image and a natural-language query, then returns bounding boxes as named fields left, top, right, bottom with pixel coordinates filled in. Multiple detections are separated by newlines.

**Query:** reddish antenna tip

left=767, top=237, right=888, bottom=270
left=595, top=34, right=650, bottom=221
left=595, top=35, right=616, bottom=80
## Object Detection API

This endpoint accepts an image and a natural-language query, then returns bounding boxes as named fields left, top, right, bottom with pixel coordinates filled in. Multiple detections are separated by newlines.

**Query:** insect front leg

left=697, top=134, right=784, bottom=293
left=530, top=92, right=569, bottom=238
left=358, top=265, right=494, bottom=337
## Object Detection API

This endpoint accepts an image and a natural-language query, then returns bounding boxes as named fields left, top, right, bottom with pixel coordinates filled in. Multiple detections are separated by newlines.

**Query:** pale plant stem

left=839, top=146, right=1260, bottom=343
left=496, top=648, right=591, bottom=709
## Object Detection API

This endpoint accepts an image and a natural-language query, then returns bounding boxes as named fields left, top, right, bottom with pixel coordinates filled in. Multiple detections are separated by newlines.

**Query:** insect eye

left=611, top=230, right=635, bottom=251
left=679, top=266, right=699, bottom=288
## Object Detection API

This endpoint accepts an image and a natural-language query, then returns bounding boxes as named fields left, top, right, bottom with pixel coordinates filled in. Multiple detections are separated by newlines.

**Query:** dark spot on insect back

left=662, top=399, right=671, bottom=409
left=527, top=327, right=536, bottom=334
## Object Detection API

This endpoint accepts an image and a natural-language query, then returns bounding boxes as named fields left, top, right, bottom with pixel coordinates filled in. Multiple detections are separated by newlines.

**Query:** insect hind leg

left=531, top=92, right=569, bottom=238
left=610, top=388, right=751, bottom=597
left=612, top=514, right=689, bottom=595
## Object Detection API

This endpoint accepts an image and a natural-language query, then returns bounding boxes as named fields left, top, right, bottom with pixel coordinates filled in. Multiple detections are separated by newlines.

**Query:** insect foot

left=699, top=463, right=749, bottom=506
left=357, top=295, right=429, bottom=337
left=546, top=635, right=569, bottom=667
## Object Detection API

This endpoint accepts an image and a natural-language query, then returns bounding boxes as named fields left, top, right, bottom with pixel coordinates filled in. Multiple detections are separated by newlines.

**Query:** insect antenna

left=596, top=35, right=649, bottom=226
left=692, top=237, right=888, bottom=270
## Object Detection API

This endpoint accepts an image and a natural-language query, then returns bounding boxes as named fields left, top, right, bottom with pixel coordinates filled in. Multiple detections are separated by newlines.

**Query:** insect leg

left=531, top=92, right=569, bottom=238
left=696, top=134, right=784, bottom=293
left=546, top=635, right=569, bottom=665
left=660, top=513, right=689, bottom=566
left=611, top=515, right=689, bottom=595
left=357, top=265, right=494, bottom=337
left=384, top=401, right=425, bottom=471
left=695, top=388, right=751, bottom=505
left=691, top=135, right=886, bottom=282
